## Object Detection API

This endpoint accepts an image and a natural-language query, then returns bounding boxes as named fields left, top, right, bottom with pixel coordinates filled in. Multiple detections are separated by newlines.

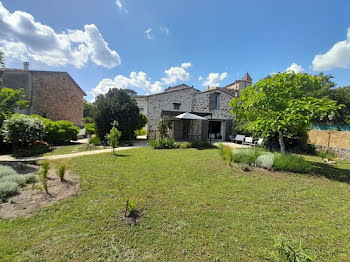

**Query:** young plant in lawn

left=106, top=121, right=122, bottom=155
left=41, top=160, right=50, bottom=194
left=57, top=164, right=66, bottom=182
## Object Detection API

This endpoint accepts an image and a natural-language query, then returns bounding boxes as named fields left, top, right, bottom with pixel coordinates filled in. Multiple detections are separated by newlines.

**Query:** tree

left=106, top=120, right=121, bottom=154
left=136, top=113, right=148, bottom=130
left=0, top=50, right=4, bottom=68
left=83, top=100, right=96, bottom=123
left=0, top=88, right=29, bottom=125
left=124, top=89, right=137, bottom=96
left=328, top=86, right=350, bottom=124
left=158, top=120, right=168, bottom=138
left=229, top=72, right=341, bottom=153
left=94, top=89, right=144, bottom=141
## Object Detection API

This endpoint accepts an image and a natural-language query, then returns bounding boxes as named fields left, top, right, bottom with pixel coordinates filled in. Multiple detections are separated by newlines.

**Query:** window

left=214, top=95, right=219, bottom=110
left=173, top=103, right=181, bottom=110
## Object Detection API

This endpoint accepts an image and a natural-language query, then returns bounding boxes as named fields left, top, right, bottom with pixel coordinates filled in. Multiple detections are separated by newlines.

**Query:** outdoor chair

left=233, top=134, right=245, bottom=144
left=243, top=137, right=253, bottom=146
left=253, top=138, right=264, bottom=147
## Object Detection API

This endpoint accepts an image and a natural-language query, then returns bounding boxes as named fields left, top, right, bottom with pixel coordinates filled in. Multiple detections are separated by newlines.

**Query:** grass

left=44, top=144, right=102, bottom=156
left=0, top=147, right=349, bottom=261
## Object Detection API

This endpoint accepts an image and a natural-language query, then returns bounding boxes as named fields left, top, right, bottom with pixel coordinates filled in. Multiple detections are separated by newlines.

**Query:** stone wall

left=0, top=69, right=85, bottom=126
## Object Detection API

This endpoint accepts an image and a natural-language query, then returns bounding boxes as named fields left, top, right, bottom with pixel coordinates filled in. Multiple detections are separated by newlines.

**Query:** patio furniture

left=233, top=134, right=245, bottom=144
left=243, top=137, right=253, bottom=146
left=253, top=138, right=264, bottom=147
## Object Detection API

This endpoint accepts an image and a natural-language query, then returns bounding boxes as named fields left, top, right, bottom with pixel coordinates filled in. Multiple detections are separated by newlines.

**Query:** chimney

left=24, top=62, right=29, bottom=71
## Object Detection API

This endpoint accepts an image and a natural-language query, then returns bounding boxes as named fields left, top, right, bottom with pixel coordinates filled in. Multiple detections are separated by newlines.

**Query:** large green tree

left=0, top=88, right=29, bottom=125
left=83, top=99, right=97, bottom=123
left=229, top=72, right=341, bottom=153
left=94, top=89, right=146, bottom=141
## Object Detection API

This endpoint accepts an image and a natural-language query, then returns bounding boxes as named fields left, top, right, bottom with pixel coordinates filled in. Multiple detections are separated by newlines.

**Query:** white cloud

left=312, top=28, right=350, bottom=71
left=285, top=63, right=304, bottom=73
left=201, top=72, right=228, bottom=87
left=160, top=26, right=169, bottom=36
left=144, top=28, right=154, bottom=40
left=92, top=72, right=162, bottom=97
left=92, top=62, right=192, bottom=98
left=161, top=62, right=192, bottom=85
left=0, top=2, right=120, bottom=68
left=115, top=0, right=128, bottom=13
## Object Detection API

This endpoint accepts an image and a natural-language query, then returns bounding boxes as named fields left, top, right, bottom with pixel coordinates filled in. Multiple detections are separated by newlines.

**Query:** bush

left=44, top=120, right=79, bottom=145
left=135, top=129, right=147, bottom=136
left=191, top=141, right=213, bottom=148
left=274, top=154, right=313, bottom=174
left=232, top=148, right=264, bottom=165
left=2, top=114, right=45, bottom=147
left=89, top=135, right=101, bottom=146
left=85, top=123, right=96, bottom=136
left=0, top=165, right=17, bottom=178
left=0, top=181, right=19, bottom=201
left=149, top=138, right=178, bottom=149
left=12, top=141, right=50, bottom=157
left=179, top=142, right=192, bottom=149
left=0, top=174, right=27, bottom=186
left=256, top=153, right=275, bottom=169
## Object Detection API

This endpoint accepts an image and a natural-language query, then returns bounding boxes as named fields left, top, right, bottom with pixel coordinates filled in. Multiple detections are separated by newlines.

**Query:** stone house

left=135, top=73, right=252, bottom=141
left=0, top=63, right=86, bottom=126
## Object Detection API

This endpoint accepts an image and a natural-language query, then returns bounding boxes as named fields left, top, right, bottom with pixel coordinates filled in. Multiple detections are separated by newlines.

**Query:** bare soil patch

left=0, top=166, right=79, bottom=219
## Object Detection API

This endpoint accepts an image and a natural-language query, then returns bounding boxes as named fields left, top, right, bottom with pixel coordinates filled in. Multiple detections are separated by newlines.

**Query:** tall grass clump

left=317, top=149, right=337, bottom=160
left=232, top=148, right=264, bottom=165
left=57, top=164, right=66, bottom=182
left=218, top=145, right=233, bottom=166
left=256, top=153, right=274, bottom=169
left=274, top=154, right=313, bottom=174
left=41, top=160, right=50, bottom=194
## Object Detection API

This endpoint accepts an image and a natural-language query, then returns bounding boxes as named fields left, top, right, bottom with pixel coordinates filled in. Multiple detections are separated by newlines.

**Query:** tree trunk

left=278, top=131, right=286, bottom=154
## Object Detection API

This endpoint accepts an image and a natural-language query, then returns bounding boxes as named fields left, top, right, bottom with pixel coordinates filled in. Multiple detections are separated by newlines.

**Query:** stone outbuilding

left=0, top=63, right=86, bottom=126
left=134, top=73, right=252, bottom=141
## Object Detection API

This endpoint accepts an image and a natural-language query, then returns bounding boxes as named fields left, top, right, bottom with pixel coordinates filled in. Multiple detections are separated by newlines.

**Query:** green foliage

left=327, top=86, right=350, bottom=124
left=274, top=154, right=313, bottom=173
left=191, top=141, right=213, bottom=148
left=237, top=163, right=251, bottom=172
left=256, top=153, right=275, bottom=169
left=1, top=114, right=45, bottom=147
left=232, top=148, right=263, bottom=165
left=89, top=134, right=101, bottom=146
left=124, top=199, right=137, bottom=217
left=179, top=142, right=192, bottom=149
left=317, top=149, right=337, bottom=160
left=57, top=164, right=66, bottom=182
left=12, top=141, right=50, bottom=157
left=271, top=235, right=315, bottom=262
left=0, top=165, right=17, bottom=178
left=41, top=160, right=50, bottom=194
left=83, top=100, right=96, bottom=120
left=136, top=113, right=148, bottom=131
left=0, top=181, right=18, bottom=201
left=94, top=89, right=144, bottom=141
left=0, top=88, right=29, bottom=124
left=149, top=137, right=178, bottom=149
left=229, top=72, right=342, bottom=152
left=106, top=121, right=122, bottom=154
left=135, top=129, right=147, bottom=136
left=85, top=123, right=96, bottom=136
left=43, top=119, right=79, bottom=145
left=218, top=145, right=233, bottom=166
left=157, top=120, right=168, bottom=138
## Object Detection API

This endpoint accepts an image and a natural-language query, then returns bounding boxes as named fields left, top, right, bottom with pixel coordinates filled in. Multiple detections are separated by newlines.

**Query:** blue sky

left=1, top=0, right=350, bottom=100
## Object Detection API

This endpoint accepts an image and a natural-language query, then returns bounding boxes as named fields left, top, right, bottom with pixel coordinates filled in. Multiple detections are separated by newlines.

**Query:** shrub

left=106, top=121, right=122, bottom=154
left=274, top=154, right=313, bottom=174
left=12, top=141, right=50, bottom=157
left=135, top=129, right=147, bottom=136
left=191, top=141, right=213, bottom=148
left=0, top=165, right=17, bottom=178
left=85, top=123, right=96, bottom=136
left=179, top=142, right=192, bottom=149
left=0, top=181, right=19, bottom=201
left=218, top=145, right=233, bottom=166
left=57, top=164, right=66, bottom=182
left=44, top=120, right=80, bottom=145
left=256, top=153, right=275, bottom=169
left=40, top=161, right=49, bottom=194
left=232, top=148, right=264, bottom=165
left=158, top=120, right=169, bottom=138
left=317, top=149, right=337, bottom=160
left=2, top=114, right=45, bottom=147
left=237, top=163, right=251, bottom=172
left=89, top=135, right=101, bottom=146
left=149, top=138, right=178, bottom=149
left=0, top=174, right=27, bottom=186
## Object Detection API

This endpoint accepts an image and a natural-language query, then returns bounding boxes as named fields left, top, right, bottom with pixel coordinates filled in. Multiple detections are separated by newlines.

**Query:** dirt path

left=0, top=145, right=145, bottom=162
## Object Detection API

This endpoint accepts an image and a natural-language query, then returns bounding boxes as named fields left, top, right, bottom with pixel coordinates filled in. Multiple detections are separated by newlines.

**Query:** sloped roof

left=242, top=73, right=252, bottom=82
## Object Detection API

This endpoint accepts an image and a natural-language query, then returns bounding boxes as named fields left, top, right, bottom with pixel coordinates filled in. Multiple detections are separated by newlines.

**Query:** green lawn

left=44, top=144, right=103, bottom=156
left=0, top=147, right=350, bottom=261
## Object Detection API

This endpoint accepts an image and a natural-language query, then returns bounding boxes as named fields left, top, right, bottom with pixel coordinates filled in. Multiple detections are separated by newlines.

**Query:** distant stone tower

left=223, top=73, right=252, bottom=96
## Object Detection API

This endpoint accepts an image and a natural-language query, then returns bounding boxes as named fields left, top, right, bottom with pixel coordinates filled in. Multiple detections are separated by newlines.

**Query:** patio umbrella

left=175, top=112, right=207, bottom=120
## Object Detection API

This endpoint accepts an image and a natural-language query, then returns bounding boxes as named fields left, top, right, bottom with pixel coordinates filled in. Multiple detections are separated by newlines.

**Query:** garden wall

left=308, top=129, right=350, bottom=159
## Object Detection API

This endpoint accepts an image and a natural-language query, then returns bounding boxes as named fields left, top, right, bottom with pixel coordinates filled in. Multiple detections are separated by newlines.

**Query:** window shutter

left=209, top=93, right=215, bottom=111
